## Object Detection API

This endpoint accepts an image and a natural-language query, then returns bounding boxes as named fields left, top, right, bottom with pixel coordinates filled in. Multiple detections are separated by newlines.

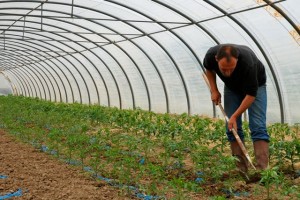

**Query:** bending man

left=203, top=44, right=269, bottom=174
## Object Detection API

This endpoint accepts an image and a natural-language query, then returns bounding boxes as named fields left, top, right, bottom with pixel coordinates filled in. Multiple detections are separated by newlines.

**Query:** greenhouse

left=0, top=0, right=299, bottom=199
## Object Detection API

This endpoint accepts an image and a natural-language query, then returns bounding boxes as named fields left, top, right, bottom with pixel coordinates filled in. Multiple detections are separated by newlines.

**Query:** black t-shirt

left=203, top=44, right=266, bottom=97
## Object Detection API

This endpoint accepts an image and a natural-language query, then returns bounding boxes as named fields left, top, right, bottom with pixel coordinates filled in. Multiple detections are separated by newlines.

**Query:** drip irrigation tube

left=0, top=175, right=23, bottom=200
left=0, top=175, right=8, bottom=179
left=40, top=144, right=165, bottom=199
left=0, top=189, right=22, bottom=200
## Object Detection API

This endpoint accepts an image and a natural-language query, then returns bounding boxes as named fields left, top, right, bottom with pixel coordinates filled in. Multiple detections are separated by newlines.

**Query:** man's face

left=216, top=57, right=237, bottom=77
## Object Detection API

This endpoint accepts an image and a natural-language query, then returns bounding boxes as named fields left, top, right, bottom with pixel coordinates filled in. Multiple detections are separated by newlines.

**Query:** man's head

left=215, top=45, right=239, bottom=77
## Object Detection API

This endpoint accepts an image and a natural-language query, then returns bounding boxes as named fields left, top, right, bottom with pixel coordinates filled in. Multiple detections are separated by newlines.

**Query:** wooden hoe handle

left=202, top=73, right=256, bottom=170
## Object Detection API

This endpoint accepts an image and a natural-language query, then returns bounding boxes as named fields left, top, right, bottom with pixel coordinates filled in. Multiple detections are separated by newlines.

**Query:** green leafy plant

left=260, top=167, right=284, bottom=200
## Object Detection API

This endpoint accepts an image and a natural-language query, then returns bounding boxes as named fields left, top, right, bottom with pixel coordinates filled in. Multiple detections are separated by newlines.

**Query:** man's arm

left=206, top=70, right=221, bottom=105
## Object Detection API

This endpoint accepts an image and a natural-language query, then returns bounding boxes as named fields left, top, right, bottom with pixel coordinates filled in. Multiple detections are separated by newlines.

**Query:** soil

left=0, top=130, right=132, bottom=200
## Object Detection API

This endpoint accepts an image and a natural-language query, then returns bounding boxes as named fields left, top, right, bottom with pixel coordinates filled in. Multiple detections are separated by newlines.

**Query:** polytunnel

left=0, top=0, right=299, bottom=124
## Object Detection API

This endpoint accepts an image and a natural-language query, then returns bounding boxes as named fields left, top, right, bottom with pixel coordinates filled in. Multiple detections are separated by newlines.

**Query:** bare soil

left=0, top=130, right=132, bottom=200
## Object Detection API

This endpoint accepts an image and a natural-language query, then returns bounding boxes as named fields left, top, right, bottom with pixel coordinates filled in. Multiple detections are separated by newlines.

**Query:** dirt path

left=0, top=130, right=131, bottom=200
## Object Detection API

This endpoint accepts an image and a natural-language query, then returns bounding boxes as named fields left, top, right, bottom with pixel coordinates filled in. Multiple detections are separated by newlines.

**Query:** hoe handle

left=202, top=73, right=256, bottom=170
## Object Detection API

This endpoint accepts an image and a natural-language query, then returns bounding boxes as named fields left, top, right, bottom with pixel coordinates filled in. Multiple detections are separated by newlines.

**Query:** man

left=203, top=44, right=269, bottom=175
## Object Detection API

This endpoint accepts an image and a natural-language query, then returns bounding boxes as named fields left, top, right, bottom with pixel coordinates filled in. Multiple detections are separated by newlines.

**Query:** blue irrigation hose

left=195, top=177, right=204, bottom=183
left=139, top=157, right=145, bottom=165
left=40, top=144, right=165, bottom=199
left=66, top=159, right=82, bottom=166
left=0, top=175, right=8, bottom=179
left=0, top=189, right=22, bottom=199
left=221, top=188, right=249, bottom=197
left=39, top=143, right=198, bottom=199
left=0, top=175, right=24, bottom=199
left=89, top=171, right=164, bottom=199
left=195, top=171, right=204, bottom=183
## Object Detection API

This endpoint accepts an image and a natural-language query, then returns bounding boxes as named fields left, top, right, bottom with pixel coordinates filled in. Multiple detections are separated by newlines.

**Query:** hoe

left=202, top=73, right=256, bottom=170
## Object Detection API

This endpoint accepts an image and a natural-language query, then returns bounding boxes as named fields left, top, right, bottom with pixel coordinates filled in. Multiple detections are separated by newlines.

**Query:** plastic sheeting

left=0, top=0, right=299, bottom=123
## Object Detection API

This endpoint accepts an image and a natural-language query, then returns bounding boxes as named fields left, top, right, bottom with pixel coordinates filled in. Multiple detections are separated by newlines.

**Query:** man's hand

left=205, top=70, right=220, bottom=105
left=227, top=95, right=255, bottom=132
left=228, top=115, right=237, bottom=132
left=211, top=90, right=221, bottom=105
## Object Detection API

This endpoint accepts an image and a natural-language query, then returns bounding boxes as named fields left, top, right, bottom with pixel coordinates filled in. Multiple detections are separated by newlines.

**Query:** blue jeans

left=224, top=85, right=270, bottom=142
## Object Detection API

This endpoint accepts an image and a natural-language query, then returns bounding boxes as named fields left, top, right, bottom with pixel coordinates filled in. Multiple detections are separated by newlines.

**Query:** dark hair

left=216, top=45, right=239, bottom=62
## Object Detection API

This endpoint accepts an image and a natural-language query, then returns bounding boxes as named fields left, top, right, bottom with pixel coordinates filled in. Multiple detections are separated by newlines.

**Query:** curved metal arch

left=73, top=0, right=216, bottom=114
left=146, top=0, right=220, bottom=116
left=108, top=0, right=287, bottom=119
left=0, top=17, right=95, bottom=105
left=18, top=65, right=46, bottom=99
left=7, top=6, right=135, bottom=108
left=2, top=70, right=25, bottom=96
left=0, top=42, right=55, bottom=100
left=0, top=34, right=78, bottom=103
left=0, top=51, right=45, bottom=99
left=99, top=0, right=224, bottom=115
left=1, top=7, right=134, bottom=109
left=23, top=17, right=110, bottom=106
left=35, top=4, right=147, bottom=109
left=5, top=45, right=64, bottom=102
left=203, top=0, right=285, bottom=123
left=3, top=2, right=168, bottom=111
left=26, top=61, right=62, bottom=102
left=53, top=2, right=167, bottom=111
left=58, top=0, right=185, bottom=112
left=0, top=35, right=77, bottom=103
left=1, top=60, right=38, bottom=98
left=2, top=3, right=163, bottom=111
left=111, top=43, right=150, bottom=110
left=9, top=67, right=35, bottom=97
left=0, top=45, right=41, bottom=97
left=0, top=9, right=130, bottom=107
left=0, top=65, right=27, bottom=96
left=0, top=36, right=78, bottom=103
left=1, top=1, right=178, bottom=111
left=263, top=0, right=300, bottom=35
left=0, top=0, right=288, bottom=120
left=0, top=70, right=16, bottom=95
left=25, top=63, right=55, bottom=101
left=149, top=0, right=219, bottom=72
left=1, top=70, right=19, bottom=95
left=0, top=20, right=105, bottom=106
left=0, top=42, right=59, bottom=101
left=0, top=21, right=95, bottom=104
left=6, top=35, right=84, bottom=104
left=1, top=49, right=46, bottom=99
left=125, top=41, right=169, bottom=112
left=0, top=64, right=27, bottom=96
left=2, top=4, right=171, bottom=112
left=103, top=0, right=191, bottom=114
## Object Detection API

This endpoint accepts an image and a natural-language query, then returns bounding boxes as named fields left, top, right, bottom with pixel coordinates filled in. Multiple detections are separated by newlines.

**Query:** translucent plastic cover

left=0, top=0, right=299, bottom=123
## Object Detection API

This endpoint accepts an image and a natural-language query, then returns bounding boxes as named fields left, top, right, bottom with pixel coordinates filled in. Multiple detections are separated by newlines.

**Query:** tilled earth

left=0, top=130, right=132, bottom=200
